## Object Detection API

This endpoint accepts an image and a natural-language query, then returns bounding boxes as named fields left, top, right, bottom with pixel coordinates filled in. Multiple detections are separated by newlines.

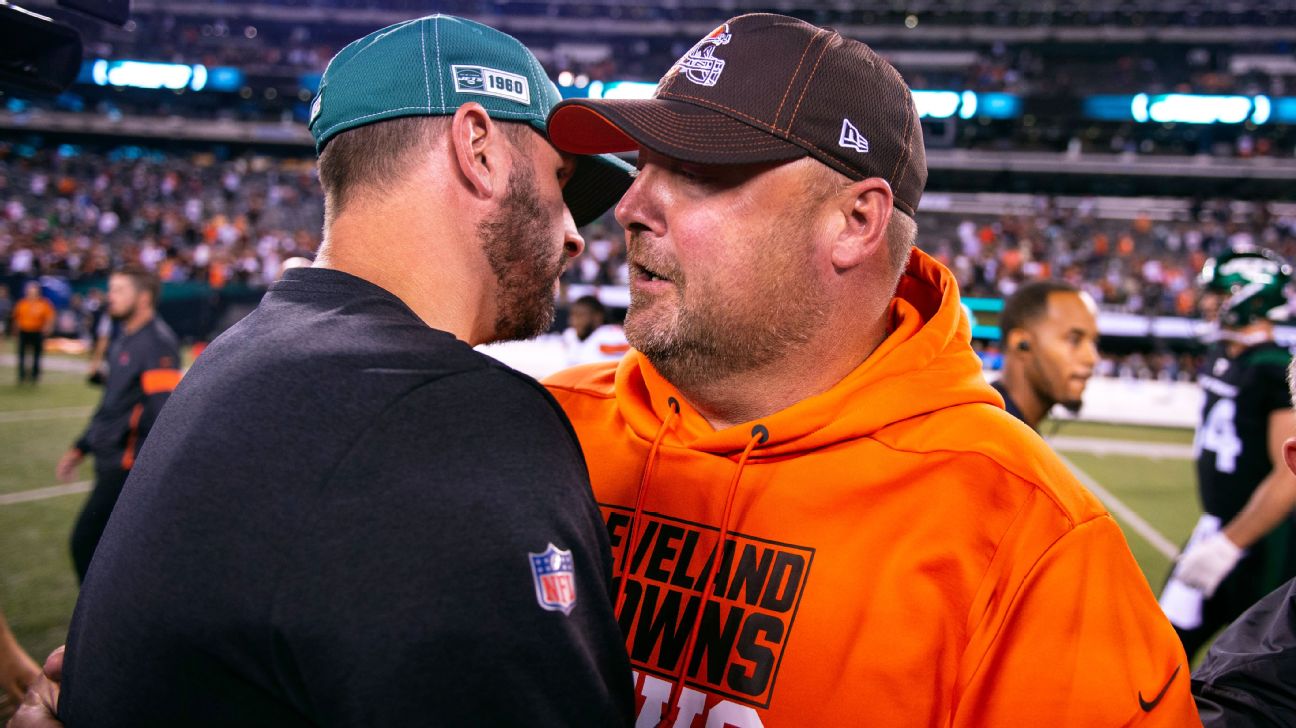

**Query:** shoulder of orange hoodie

left=545, top=360, right=618, bottom=398
left=874, top=400, right=1109, bottom=527
left=546, top=361, right=1106, bottom=528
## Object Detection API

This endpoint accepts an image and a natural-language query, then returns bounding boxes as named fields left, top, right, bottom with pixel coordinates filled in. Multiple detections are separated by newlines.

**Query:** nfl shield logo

left=529, top=543, right=577, bottom=615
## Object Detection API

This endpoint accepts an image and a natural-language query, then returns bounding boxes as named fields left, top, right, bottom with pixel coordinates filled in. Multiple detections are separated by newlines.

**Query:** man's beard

left=625, top=208, right=828, bottom=390
left=109, top=302, right=136, bottom=322
left=477, top=159, right=562, bottom=343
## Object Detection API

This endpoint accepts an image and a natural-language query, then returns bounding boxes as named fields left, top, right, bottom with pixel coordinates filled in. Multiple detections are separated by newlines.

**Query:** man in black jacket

left=56, top=266, right=180, bottom=582
left=22, top=15, right=636, bottom=728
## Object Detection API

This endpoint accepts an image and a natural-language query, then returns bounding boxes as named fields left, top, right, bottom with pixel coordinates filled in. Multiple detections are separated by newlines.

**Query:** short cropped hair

left=999, top=280, right=1082, bottom=346
left=113, top=265, right=161, bottom=303
left=317, top=115, right=534, bottom=224
left=572, top=295, right=606, bottom=317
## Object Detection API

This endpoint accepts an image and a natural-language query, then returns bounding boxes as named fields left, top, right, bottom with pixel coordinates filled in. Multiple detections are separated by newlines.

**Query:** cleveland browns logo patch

left=603, top=505, right=814, bottom=709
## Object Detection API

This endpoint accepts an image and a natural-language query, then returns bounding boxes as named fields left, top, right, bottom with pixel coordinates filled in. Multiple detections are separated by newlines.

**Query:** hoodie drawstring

left=657, top=423, right=769, bottom=728
left=614, top=397, right=681, bottom=623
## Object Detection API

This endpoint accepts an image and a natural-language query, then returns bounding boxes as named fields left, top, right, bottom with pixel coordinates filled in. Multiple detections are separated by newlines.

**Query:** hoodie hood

left=613, top=247, right=1002, bottom=456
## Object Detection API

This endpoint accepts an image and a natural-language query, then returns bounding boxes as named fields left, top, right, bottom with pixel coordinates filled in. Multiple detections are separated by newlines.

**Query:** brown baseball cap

left=546, top=13, right=928, bottom=216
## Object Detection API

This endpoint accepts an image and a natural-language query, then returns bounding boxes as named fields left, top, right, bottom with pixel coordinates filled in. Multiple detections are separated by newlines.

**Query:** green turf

left=1061, top=451, right=1200, bottom=579
left=1044, top=419, right=1195, bottom=445
left=0, top=368, right=100, bottom=495
left=0, top=346, right=101, bottom=663
left=0, top=418, right=95, bottom=495
left=0, top=497, right=81, bottom=662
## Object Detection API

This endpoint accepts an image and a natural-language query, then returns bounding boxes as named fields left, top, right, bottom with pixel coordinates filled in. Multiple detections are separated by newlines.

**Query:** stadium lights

left=1146, top=94, right=1252, bottom=124
left=1124, top=93, right=1272, bottom=125
left=912, top=90, right=961, bottom=119
left=559, top=79, right=1022, bottom=119
left=1275, top=97, right=1296, bottom=124
left=911, top=90, right=1020, bottom=120
left=83, top=60, right=243, bottom=92
left=1131, top=93, right=1150, bottom=123
left=90, top=59, right=207, bottom=91
left=589, top=81, right=658, bottom=99
left=1252, top=95, right=1271, bottom=124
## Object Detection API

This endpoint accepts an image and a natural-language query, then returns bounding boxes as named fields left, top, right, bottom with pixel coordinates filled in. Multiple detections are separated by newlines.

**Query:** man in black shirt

left=42, top=16, right=636, bottom=727
left=992, top=280, right=1100, bottom=431
left=56, top=266, right=180, bottom=582
left=1165, top=245, right=1296, bottom=660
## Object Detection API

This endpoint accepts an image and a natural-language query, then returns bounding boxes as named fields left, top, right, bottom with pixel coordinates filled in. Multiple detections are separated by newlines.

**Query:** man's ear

left=830, top=177, right=893, bottom=272
left=450, top=103, right=502, bottom=199
left=1283, top=435, right=1296, bottom=477
left=1005, top=329, right=1031, bottom=356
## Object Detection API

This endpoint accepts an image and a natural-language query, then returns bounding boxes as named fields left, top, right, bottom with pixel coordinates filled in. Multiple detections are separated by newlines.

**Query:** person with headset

left=993, top=280, right=1101, bottom=431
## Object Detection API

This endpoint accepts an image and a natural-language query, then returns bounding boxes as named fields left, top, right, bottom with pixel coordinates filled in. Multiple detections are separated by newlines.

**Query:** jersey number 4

left=1195, top=398, right=1242, bottom=474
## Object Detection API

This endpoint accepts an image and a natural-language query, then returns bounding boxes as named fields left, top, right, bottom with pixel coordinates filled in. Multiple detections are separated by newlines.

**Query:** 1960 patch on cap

left=307, top=14, right=633, bottom=227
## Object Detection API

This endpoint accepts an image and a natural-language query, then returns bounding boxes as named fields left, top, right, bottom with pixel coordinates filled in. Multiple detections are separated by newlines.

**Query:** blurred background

left=1, top=0, right=1293, bottom=668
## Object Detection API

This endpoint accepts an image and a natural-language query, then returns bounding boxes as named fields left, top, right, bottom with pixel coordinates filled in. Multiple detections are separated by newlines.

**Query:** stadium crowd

left=5, top=141, right=1295, bottom=326
left=0, top=144, right=321, bottom=288
left=65, top=11, right=1296, bottom=97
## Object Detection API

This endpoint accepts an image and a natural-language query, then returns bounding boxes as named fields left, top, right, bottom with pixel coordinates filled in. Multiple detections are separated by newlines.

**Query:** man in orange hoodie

left=544, top=13, right=1199, bottom=727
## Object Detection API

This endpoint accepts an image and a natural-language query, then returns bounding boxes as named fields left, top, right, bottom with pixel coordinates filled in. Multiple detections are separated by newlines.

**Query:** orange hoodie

left=545, top=249, right=1198, bottom=728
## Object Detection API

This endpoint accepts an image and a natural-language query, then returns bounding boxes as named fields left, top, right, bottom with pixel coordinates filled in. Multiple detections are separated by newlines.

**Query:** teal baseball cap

left=309, top=14, right=633, bottom=227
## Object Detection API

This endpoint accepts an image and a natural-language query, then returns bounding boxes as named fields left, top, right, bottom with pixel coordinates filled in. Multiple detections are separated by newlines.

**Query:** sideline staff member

left=993, top=279, right=1100, bottom=430
left=56, top=267, right=180, bottom=582
left=13, top=281, right=55, bottom=384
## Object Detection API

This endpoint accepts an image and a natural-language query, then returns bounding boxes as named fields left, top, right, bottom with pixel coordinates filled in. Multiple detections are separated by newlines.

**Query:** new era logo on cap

left=838, top=118, right=869, bottom=153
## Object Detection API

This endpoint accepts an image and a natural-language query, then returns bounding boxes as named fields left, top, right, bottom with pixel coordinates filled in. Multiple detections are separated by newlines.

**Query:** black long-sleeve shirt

left=59, top=268, right=634, bottom=727
left=74, top=316, right=180, bottom=471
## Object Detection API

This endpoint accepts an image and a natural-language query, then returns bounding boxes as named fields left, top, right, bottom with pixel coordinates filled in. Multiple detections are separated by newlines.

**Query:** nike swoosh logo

left=1138, top=664, right=1182, bottom=712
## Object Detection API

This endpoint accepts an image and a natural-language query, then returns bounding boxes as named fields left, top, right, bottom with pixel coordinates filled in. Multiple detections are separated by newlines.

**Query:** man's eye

left=677, top=167, right=707, bottom=183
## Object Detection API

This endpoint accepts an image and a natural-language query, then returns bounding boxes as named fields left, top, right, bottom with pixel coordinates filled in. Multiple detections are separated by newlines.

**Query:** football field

left=0, top=350, right=1202, bottom=664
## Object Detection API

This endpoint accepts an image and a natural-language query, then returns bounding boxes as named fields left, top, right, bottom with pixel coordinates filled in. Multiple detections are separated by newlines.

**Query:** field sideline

left=0, top=347, right=1201, bottom=664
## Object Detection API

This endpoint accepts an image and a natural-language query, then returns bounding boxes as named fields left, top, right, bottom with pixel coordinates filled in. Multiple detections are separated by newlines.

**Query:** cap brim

left=548, top=98, right=808, bottom=166
left=564, top=152, right=635, bottom=228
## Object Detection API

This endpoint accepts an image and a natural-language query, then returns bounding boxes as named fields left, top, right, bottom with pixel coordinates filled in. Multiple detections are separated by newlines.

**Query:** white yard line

left=0, top=481, right=91, bottom=506
left=0, top=354, right=89, bottom=373
left=0, top=406, right=92, bottom=424
left=1057, top=453, right=1179, bottom=560
left=1048, top=435, right=1194, bottom=460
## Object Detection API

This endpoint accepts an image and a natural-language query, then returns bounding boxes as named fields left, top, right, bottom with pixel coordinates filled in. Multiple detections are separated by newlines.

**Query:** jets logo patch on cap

left=529, top=543, right=577, bottom=615
left=673, top=23, right=731, bottom=87
left=452, top=64, right=531, bottom=105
